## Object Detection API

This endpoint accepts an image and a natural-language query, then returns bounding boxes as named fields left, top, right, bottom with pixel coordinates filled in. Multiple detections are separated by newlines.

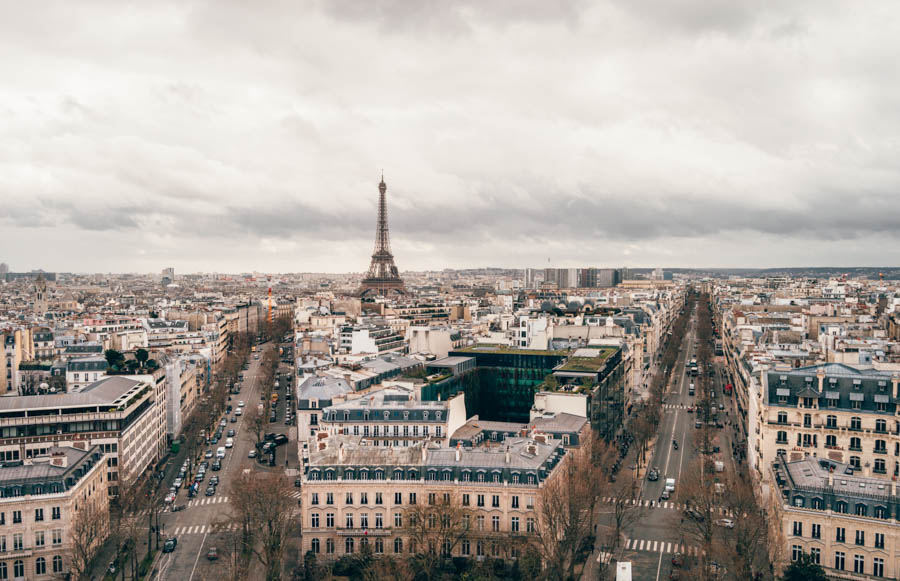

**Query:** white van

left=225, top=437, right=234, bottom=449
left=216, top=447, right=226, bottom=459
left=665, top=478, right=676, bottom=493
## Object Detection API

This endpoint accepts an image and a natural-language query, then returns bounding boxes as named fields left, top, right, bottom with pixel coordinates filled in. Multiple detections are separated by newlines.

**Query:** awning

left=824, top=391, right=840, bottom=399
left=849, top=393, right=864, bottom=401
left=874, top=394, right=890, bottom=403
left=776, top=388, right=791, bottom=396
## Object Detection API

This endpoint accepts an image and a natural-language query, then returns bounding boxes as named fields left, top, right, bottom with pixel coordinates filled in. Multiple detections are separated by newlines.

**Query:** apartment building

left=0, top=376, right=165, bottom=495
left=300, top=435, right=564, bottom=559
left=65, top=357, right=107, bottom=392
left=0, top=446, right=109, bottom=579
left=759, top=364, right=900, bottom=478
left=773, top=455, right=898, bottom=578
left=338, top=325, right=406, bottom=355
left=296, top=376, right=353, bottom=443
left=318, top=388, right=467, bottom=448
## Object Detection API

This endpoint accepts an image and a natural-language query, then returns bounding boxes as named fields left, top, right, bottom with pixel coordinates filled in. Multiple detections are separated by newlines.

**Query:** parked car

left=248, top=449, right=257, bottom=458
left=227, top=429, right=235, bottom=437
left=212, top=460, right=222, bottom=471
left=231, top=416, right=238, bottom=423
left=163, top=538, right=178, bottom=553
left=209, top=476, right=219, bottom=486
left=238, top=400, right=246, bottom=407
left=684, top=508, right=705, bottom=522
left=273, top=434, right=289, bottom=446
left=715, top=518, right=735, bottom=529
left=235, top=409, right=242, bottom=416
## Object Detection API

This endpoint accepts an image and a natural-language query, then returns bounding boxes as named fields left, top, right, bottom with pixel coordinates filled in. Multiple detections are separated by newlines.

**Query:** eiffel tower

left=359, top=174, right=405, bottom=296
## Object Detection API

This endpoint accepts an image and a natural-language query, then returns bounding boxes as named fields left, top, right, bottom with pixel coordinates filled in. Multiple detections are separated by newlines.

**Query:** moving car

left=665, top=478, right=676, bottom=492
left=216, top=447, right=226, bottom=459
left=205, top=485, right=216, bottom=496
left=238, top=401, right=245, bottom=407
left=684, top=508, right=705, bottom=522
left=248, top=449, right=257, bottom=458
left=163, top=538, right=178, bottom=553
left=212, top=460, right=222, bottom=471
left=209, top=476, right=219, bottom=486
left=231, top=416, right=238, bottom=423
left=235, top=409, right=242, bottom=416
left=206, top=547, right=218, bottom=561
left=225, top=438, right=234, bottom=449
left=647, top=468, right=659, bottom=481
left=227, top=429, right=235, bottom=437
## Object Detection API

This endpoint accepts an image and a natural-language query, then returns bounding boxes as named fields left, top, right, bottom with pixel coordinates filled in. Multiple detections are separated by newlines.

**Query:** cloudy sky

left=2, top=0, right=899, bottom=274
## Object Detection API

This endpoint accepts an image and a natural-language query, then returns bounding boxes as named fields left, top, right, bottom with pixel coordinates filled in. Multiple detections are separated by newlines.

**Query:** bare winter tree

left=69, top=492, right=109, bottom=581
left=229, top=471, right=296, bottom=581
left=708, top=471, right=776, bottom=580
left=402, top=491, right=473, bottom=580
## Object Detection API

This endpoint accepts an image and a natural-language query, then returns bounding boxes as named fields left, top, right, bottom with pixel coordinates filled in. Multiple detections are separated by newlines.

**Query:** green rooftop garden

left=555, top=347, right=618, bottom=373
left=454, top=343, right=569, bottom=356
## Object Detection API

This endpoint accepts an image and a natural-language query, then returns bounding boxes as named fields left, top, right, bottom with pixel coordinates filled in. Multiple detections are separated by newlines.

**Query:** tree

left=403, top=492, right=473, bottom=580
left=135, top=348, right=149, bottom=367
left=229, top=472, right=296, bottom=581
left=104, top=349, right=125, bottom=369
left=69, top=493, right=109, bottom=581
left=782, top=553, right=827, bottom=581
left=711, top=473, right=776, bottom=580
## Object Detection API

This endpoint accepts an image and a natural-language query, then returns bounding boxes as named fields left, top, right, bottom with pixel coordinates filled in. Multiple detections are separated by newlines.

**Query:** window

left=462, top=494, right=470, bottom=506
left=834, top=552, right=845, bottom=571
left=851, top=417, right=862, bottom=430
left=850, top=456, right=861, bottom=469
left=876, top=419, right=887, bottom=433
left=311, top=513, right=319, bottom=528
left=792, top=521, right=803, bottom=536
left=409, top=493, right=416, bottom=505
left=812, top=524, right=821, bottom=539
left=778, top=412, right=788, bottom=424
left=836, top=527, right=846, bottom=542
left=12, top=511, right=20, bottom=524
left=876, top=440, right=887, bottom=454
left=854, top=555, right=865, bottom=574
left=345, top=513, right=354, bottom=528
left=428, top=493, right=436, bottom=505
left=875, top=459, right=886, bottom=474
left=345, top=492, right=353, bottom=505
left=360, top=513, right=369, bottom=529
left=777, top=431, right=788, bottom=444
left=394, top=537, right=403, bottom=554
left=13, top=560, right=22, bottom=578
left=810, top=548, right=820, bottom=564
left=875, top=533, right=885, bottom=549
left=52, top=529, right=62, bottom=545
left=827, top=415, right=837, bottom=428
left=461, top=539, right=470, bottom=555
left=0, top=536, right=5, bottom=552
left=477, top=494, right=484, bottom=507
left=395, top=492, right=402, bottom=505
left=345, top=537, right=354, bottom=554
left=874, top=557, right=885, bottom=577
left=825, top=435, right=836, bottom=448
left=527, top=517, right=535, bottom=533
left=804, top=414, right=812, bottom=427
left=375, top=492, right=383, bottom=505
left=850, top=437, right=862, bottom=451
left=855, top=530, right=865, bottom=546
left=326, top=513, right=334, bottom=528
left=13, top=533, right=22, bottom=551
left=375, top=537, right=384, bottom=554
left=477, top=515, right=484, bottom=530
left=492, top=516, right=500, bottom=532
left=856, top=503, right=867, bottom=517
left=327, top=493, right=334, bottom=505
left=811, top=497, right=824, bottom=509
left=492, top=495, right=500, bottom=508
left=35, top=530, right=44, bottom=547
left=326, top=538, right=334, bottom=554
left=0, top=562, right=6, bottom=580
left=311, top=538, right=320, bottom=553
left=34, top=508, right=44, bottom=522
left=512, top=495, right=519, bottom=509
left=791, top=545, right=803, bottom=562
left=394, top=513, right=402, bottom=527
left=360, top=492, right=368, bottom=505
left=311, top=493, right=319, bottom=505
left=52, top=556, right=63, bottom=574
left=511, top=517, right=519, bottom=532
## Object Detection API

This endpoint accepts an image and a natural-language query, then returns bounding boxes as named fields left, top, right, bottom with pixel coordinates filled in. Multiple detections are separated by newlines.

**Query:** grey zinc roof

left=298, top=376, right=353, bottom=401
left=532, top=412, right=588, bottom=434
left=452, top=418, right=524, bottom=441
left=0, top=446, right=102, bottom=489
left=0, top=376, right=145, bottom=412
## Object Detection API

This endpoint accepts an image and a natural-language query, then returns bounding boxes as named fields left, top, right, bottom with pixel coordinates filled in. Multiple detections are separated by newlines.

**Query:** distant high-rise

left=161, top=267, right=174, bottom=286
left=34, top=274, right=48, bottom=316
left=359, top=175, right=405, bottom=296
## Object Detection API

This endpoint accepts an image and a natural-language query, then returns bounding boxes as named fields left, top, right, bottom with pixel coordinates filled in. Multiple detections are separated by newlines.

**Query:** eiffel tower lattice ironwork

left=359, top=175, right=405, bottom=296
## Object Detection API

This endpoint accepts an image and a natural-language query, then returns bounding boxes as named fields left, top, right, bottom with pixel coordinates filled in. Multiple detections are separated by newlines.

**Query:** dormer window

left=853, top=380, right=862, bottom=390
left=436, top=411, right=442, bottom=420
left=310, top=399, right=318, bottom=409
left=403, top=411, right=409, bottom=420
left=384, top=411, right=390, bottom=420
left=423, top=411, right=429, bottom=420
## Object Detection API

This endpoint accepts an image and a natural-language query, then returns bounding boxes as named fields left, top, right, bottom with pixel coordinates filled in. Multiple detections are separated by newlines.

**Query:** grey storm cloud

left=1, top=0, right=899, bottom=272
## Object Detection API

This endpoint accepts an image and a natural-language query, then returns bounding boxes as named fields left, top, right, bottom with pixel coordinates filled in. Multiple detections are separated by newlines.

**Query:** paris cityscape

left=3, top=2, right=899, bottom=581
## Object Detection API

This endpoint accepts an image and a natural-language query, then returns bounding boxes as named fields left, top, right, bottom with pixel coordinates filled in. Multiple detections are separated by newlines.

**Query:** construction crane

left=268, top=286, right=273, bottom=324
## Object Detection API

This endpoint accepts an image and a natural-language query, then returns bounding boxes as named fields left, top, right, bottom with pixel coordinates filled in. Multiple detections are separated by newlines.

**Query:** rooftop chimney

left=338, top=443, right=345, bottom=462
left=505, top=446, right=510, bottom=464
left=455, top=442, right=461, bottom=462
left=421, top=444, right=428, bottom=462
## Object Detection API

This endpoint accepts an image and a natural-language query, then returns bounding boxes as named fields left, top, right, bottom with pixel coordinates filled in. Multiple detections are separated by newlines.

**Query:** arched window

left=13, top=561, right=23, bottom=579
left=311, top=538, right=320, bottom=553
left=826, top=415, right=837, bottom=428
left=850, top=437, right=862, bottom=451
left=35, top=557, right=46, bottom=575
left=442, top=470, right=452, bottom=481
left=825, top=435, right=836, bottom=448
left=476, top=471, right=485, bottom=482
left=408, top=470, right=418, bottom=480
left=360, top=469, right=369, bottom=480
left=394, top=537, right=404, bottom=554
left=52, top=555, right=63, bottom=574
left=345, top=537, right=355, bottom=554
left=0, top=562, right=7, bottom=580
left=876, top=419, right=887, bottom=433
left=777, top=431, right=788, bottom=444
left=850, top=417, right=862, bottom=430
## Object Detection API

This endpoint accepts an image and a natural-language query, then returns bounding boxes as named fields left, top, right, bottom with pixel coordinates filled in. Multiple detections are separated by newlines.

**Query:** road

left=595, top=304, right=741, bottom=580
left=151, top=342, right=301, bottom=580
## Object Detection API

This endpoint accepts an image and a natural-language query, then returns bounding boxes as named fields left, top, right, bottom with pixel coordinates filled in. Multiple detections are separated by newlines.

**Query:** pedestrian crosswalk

left=598, top=497, right=732, bottom=515
left=623, top=538, right=703, bottom=557
left=170, top=523, right=241, bottom=536
left=663, top=404, right=693, bottom=410
left=188, top=496, right=229, bottom=507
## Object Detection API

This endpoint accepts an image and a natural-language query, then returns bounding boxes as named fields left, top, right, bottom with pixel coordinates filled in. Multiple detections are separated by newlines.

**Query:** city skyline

left=3, top=1, right=900, bottom=272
